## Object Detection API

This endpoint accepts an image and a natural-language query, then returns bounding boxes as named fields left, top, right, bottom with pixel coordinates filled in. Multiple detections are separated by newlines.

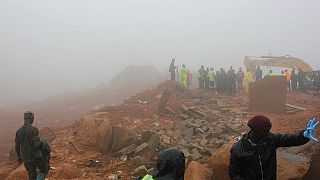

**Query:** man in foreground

left=229, top=115, right=318, bottom=180
left=15, top=111, right=50, bottom=180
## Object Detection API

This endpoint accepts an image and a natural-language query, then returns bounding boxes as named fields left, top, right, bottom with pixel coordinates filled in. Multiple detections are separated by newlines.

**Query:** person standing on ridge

left=285, top=69, right=291, bottom=91
left=180, top=64, right=188, bottom=89
left=236, top=67, right=245, bottom=91
left=169, top=58, right=176, bottom=81
left=291, top=69, right=298, bottom=91
left=198, top=65, right=205, bottom=89
left=255, top=66, right=263, bottom=81
left=245, top=69, right=253, bottom=94
left=208, top=67, right=215, bottom=89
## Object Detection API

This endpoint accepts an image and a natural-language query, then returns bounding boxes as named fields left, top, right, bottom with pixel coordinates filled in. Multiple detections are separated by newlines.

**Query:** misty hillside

left=0, top=65, right=163, bottom=162
left=9, top=65, right=162, bottom=127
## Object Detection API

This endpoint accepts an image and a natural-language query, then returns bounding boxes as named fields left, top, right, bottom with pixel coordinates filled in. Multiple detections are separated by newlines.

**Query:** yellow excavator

left=244, top=55, right=320, bottom=91
left=244, top=55, right=313, bottom=73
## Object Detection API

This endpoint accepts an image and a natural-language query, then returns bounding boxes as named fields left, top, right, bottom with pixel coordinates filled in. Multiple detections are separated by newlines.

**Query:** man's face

left=252, top=129, right=270, bottom=141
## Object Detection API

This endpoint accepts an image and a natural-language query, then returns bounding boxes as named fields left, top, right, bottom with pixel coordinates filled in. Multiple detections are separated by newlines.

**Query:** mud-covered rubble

left=1, top=81, right=320, bottom=179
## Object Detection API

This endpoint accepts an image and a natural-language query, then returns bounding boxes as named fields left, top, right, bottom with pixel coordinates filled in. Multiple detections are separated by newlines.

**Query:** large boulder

left=209, top=142, right=309, bottom=180
left=4, top=165, right=28, bottom=180
left=303, top=153, right=320, bottom=180
left=76, top=112, right=112, bottom=153
left=185, top=161, right=213, bottom=180
left=110, top=127, right=135, bottom=153
left=209, top=143, right=232, bottom=180
left=277, top=157, right=308, bottom=180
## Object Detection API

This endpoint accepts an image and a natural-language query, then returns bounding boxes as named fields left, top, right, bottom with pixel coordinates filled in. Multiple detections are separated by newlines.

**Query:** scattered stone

left=135, top=143, right=149, bottom=154
left=182, top=128, right=194, bottom=137
left=132, top=156, right=144, bottom=167
left=167, top=130, right=174, bottom=136
left=152, top=114, right=160, bottom=120
left=196, top=128, right=206, bottom=134
left=165, top=122, right=175, bottom=130
left=181, top=148, right=191, bottom=158
left=131, top=165, right=148, bottom=177
left=141, top=130, right=153, bottom=143
left=110, top=127, right=134, bottom=153
left=199, top=139, right=208, bottom=147
left=220, top=108, right=230, bottom=113
left=181, top=105, right=190, bottom=113
left=173, top=130, right=181, bottom=142
left=190, top=148, right=202, bottom=160
left=162, top=135, right=171, bottom=144
left=191, top=143, right=204, bottom=150
left=147, top=168, right=155, bottom=175
left=187, top=121, right=201, bottom=129
left=148, top=134, right=161, bottom=150
left=200, top=125, right=209, bottom=132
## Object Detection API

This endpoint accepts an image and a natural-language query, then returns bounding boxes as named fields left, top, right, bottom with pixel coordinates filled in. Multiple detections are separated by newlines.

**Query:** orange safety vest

left=285, top=71, right=291, bottom=81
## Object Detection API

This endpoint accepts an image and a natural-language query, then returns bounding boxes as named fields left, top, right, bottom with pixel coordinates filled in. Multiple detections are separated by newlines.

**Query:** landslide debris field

left=1, top=81, right=320, bottom=180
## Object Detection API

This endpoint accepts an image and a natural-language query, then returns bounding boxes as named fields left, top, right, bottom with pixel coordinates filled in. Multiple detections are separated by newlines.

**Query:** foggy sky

left=0, top=0, right=319, bottom=106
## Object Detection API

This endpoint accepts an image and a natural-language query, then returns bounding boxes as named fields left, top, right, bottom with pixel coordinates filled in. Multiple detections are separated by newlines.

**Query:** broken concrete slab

left=147, top=134, right=161, bottom=150
left=199, top=139, right=208, bottom=147
left=196, top=128, right=206, bottom=134
left=135, top=143, right=149, bottom=154
left=190, top=143, right=204, bottom=151
left=141, top=130, right=153, bottom=143
left=152, top=114, right=160, bottom=120
left=162, top=135, right=171, bottom=144
left=132, top=156, right=144, bottom=167
left=181, top=148, right=191, bottom=158
left=182, top=128, right=194, bottom=137
left=190, top=148, right=202, bottom=160
left=165, top=122, right=175, bottom=131
left=131, top=165, right=147, bottom=177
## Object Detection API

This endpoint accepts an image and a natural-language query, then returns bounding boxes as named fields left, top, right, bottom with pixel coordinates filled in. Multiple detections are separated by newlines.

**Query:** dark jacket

left=229, top=131, right=309, bottom=180
left=15, top=122, right=40, bottom=163
left=256, top=69, right=263, bottom=80
left=169, top=62, right=175, bottom=73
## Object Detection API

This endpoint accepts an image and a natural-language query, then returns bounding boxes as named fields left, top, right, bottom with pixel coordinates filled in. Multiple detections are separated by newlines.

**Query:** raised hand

left=303, top=118, right=319, bottom=141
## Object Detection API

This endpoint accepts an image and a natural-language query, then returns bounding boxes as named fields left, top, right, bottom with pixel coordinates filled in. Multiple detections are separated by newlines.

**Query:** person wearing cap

left=229, top=115, right=319, bottom=180
left=15, top=111, right=49, bottom=180
left=138, top=148, right=185, bottom=180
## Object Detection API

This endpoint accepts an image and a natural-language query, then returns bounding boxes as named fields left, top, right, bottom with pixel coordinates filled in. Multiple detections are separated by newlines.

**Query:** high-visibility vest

left=142, top=174, right=154, bottom=180
left=285, top=71, right=291, bottom=81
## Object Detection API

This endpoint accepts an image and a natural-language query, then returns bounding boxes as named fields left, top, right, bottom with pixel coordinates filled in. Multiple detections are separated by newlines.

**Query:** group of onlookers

left=169, top=59, right=319, bottom=93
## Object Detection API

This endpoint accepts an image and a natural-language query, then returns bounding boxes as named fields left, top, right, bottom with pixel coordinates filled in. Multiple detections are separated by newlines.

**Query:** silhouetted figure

left=291, top=69, right=298, bottom=91
left=236, top=67, right=245, bottom=91
left=169, top=59, right=176, bottom=81
left=255, top=66, right=263, bottom=81
left=198, top=65, right=205, bottom=89
left=298, top=68, right=307, bottom=92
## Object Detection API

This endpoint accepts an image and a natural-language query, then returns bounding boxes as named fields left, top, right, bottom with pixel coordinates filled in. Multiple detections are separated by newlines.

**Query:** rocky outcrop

left=185, top=161, right=213, bottom=180
left=76, top=112, right=112, bottom=153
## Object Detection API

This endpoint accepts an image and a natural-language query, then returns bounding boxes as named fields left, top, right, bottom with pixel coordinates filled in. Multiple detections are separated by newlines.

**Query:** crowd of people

left=169, top=59, right=320, bottom=93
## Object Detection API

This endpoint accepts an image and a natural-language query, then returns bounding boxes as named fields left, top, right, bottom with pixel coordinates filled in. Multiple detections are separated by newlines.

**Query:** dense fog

left=0, top=0, right=319, bottom=106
